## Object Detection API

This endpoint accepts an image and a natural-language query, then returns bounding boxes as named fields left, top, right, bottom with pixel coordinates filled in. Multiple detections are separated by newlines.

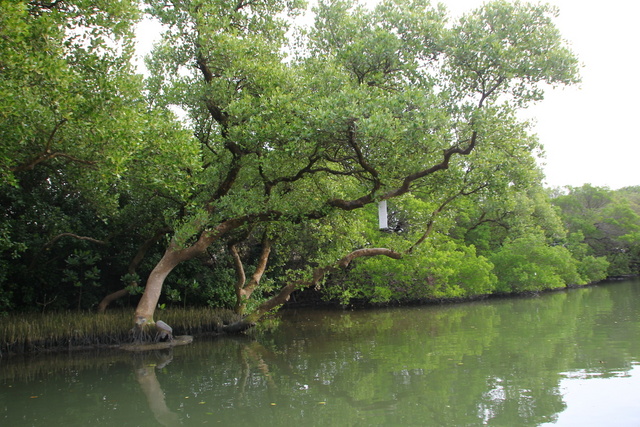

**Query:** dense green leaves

left=5, top=0, right=632, bottom=320
left=553, top=185, right=640, bottom=277
left=490, top=233, right=581, bottom=292
left=0, top=0, right=203, bottom=313
left=334, top=236, right=497, bottom=303
left=445, top=0, right=580, bottom=105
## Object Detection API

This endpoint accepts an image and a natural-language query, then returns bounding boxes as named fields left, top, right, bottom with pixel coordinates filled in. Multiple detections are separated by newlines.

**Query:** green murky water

left=2, top=279, right=639, bottom=426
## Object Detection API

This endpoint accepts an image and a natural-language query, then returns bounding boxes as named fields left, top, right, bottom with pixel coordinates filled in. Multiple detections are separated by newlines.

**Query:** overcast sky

left=445, top=0, right=640, bottom=190
left=136, top=0, right=640, bottom=190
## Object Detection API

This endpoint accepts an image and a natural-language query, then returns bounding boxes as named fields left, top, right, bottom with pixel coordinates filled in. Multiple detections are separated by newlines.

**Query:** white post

left=378, top=200, right=388, bottom=230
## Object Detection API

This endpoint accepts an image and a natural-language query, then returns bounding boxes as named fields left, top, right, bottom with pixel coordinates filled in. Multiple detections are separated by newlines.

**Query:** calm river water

left=2, top=279, right=639, bottom=426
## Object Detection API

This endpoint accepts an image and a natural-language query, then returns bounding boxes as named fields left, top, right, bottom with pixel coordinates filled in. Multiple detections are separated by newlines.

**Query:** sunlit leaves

left=338, top=236, right=497, bottom=302
left=0, top=0, right=143, bottom=196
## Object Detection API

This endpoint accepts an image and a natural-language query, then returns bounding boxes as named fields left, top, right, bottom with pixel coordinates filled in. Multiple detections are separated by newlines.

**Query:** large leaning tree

left=133, top=0, right=579, bottom=333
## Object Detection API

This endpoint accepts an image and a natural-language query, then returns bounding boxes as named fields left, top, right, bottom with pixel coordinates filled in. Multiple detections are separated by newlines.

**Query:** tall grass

left=0, top=307, right=241, bottom=356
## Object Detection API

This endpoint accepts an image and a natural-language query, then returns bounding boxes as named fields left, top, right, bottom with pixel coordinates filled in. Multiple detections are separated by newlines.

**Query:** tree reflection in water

left=133, top=350, right=181, bottom=427
left=1, top=280, right=639, bottom=426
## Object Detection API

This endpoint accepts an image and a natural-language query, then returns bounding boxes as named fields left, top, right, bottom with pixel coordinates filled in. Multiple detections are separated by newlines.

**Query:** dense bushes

left=327, top=239, right=496, bottom=304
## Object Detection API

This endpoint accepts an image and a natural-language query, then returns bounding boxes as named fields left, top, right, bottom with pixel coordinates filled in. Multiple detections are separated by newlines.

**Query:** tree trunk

left=132, top=216, right=252, bottom=328
left=97, top=228, right=167, bottom=313
left=133, top=246, right=187, bottom=324
left=97, top=288, right=130, bottom=314
left=134, top=360, right=181, bottom=426
left=229, top=234, right=271, bottom=314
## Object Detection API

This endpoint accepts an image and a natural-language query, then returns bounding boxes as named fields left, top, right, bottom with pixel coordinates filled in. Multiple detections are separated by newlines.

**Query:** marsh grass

left=0, top=307, right=241, bottom=356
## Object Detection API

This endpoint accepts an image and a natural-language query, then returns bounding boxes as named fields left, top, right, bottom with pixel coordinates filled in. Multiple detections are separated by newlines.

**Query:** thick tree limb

left=328, top=130, right=479, bottom=211
left=245, top=247, right=401, bottom=322
left=229, top=244, right=247, bottom=302
left=134, top=212, right=280, bottom=322
left=245, top=235, right=271, bottom=298
left=346, top=118, right=382, bottom=190
left=229, top=233, right=271, bottom=313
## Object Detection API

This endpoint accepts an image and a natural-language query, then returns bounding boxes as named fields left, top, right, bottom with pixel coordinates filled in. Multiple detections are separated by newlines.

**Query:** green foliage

left=328, top=237, right=496, bottom=304
left=62, top=249, right=102, bottom=288
left=0, top=0, right=208, bottom=313
left=576, top=255, right=610, bottom=284
left=1, top=0, right=605, bottom=318
left=490, top=234, right=582, bottom=293
left=122, top=273, right=142, bottom=294
left=553, top=184, right=640, bottom=277
left=162, top=256, right=237, bottom=309
left=1, top=0, right=142, bottom=193
left=445, top=0, right=579, bottom=104
left=61, top=249, right=104, bottom=310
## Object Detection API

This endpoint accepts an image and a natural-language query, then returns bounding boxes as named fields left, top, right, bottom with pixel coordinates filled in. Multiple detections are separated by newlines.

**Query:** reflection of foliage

left=148, top=280, right=637, bottom=426
left=2, top=281, right=639, bottom=426
left=122, top=273, right=142, bottom=295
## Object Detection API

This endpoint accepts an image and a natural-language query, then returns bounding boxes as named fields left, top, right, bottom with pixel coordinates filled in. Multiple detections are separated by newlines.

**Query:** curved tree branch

left=44, top=232, right=108, bottom=248
left=244, top=247, right=402, bottom=323
left=228, top=232, right=272, bottom=313
left=328, top=130, right=479, bottom=211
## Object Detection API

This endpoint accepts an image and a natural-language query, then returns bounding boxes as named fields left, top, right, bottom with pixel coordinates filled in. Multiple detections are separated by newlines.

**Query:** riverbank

left=0, top=307, right=241, bottom=357
left=2, top=277, right=636, bottom=357
left=284, top=276, right=629, bottom=310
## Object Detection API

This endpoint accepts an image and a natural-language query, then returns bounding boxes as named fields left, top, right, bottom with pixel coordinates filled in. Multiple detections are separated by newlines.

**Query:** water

left=2, top=279, right=639, bottom=426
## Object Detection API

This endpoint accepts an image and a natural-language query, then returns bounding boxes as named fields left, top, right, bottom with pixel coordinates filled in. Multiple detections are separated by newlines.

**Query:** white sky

left=414, top=0, right=640, bottom=190
left=136, top=0, right=640, bottom=190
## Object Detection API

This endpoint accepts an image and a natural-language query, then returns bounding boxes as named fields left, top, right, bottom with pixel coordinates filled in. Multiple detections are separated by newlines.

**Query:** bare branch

left=44, top=233, right=108, bottom=249
left=328, top=130, right=479, bottom=211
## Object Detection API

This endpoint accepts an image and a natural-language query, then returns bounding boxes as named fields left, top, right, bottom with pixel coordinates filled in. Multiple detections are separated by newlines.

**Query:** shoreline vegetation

left=3, top=277, right=635, bottom=358
left=3, top=1, right=638, bottom=354
left=0, top=307, right=242, bottom=358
